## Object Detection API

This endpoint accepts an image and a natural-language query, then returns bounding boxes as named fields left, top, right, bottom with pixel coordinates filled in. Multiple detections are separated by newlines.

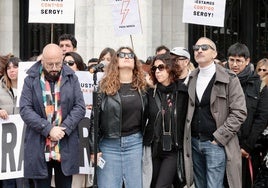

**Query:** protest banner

left=111, top=0, right=142, bottom=36
left=28, top=0, right=75, bottom=24
left=0, top=115, right=94, bottom=179
left=0, top=115, right=25, bottom=179
left=75, top=71, right=104, bottom=107
left=182, top=0, right=226, bottom=27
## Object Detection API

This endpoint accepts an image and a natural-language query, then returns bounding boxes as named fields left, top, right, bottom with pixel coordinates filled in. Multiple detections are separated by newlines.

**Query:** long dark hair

left=4, top=56, right=20, bottom=89
left=149, top=53, right=178, bottom=85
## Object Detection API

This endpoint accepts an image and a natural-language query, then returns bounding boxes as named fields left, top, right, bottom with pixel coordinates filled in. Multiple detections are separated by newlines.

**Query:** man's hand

left=49, top=127, right=66, bottom=141
left=241, top=148, right=250, bottom=158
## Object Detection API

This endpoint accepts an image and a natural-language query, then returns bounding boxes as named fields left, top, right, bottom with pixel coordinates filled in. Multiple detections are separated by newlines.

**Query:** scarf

left=237, top=64, right=252, bottom=86
left=40, top=67, right=62, bottom=162
left=157, top=83, right=176, bottom=150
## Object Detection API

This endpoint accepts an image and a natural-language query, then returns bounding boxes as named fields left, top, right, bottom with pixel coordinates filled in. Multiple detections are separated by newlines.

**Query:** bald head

left=197, top=37, right=217, bottom=51
left=42, top=44, right=63, bottom=60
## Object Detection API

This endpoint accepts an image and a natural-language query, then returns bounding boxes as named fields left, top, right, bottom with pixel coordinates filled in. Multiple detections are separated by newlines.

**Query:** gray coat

left=0, top=77, right=19, bottom=114
left=20, top=61, right=86, bottom=178
left=183, top=64, right=247, bottom=188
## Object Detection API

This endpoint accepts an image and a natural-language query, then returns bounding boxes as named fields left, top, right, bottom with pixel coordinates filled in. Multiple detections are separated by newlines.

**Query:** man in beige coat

left=183, top=37, right=247, bottom=188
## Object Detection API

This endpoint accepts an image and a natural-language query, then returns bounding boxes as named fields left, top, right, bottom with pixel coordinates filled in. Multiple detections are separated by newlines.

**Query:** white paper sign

left=111, top=0, right=142, bottom=36
left=75, top=71, right=104, bottom=106
left=182, top=0, right=226, bottom=27
left=0, top=115, right=25, bottom=180
left=17, top=61, right=36, bottom=107
left=28, top=0, right=75, bottom=24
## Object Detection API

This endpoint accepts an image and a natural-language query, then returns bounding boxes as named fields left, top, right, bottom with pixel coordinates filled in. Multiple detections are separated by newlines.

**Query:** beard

left=43, top=68, right=61, bottom=82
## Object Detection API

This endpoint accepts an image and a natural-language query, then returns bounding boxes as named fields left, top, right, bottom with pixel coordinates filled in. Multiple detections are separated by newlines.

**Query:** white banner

left=28, top=0, right=75, bottom=24
left=0, top=115, right=25, bottom=180
left=0, top=116, right=95, bottom=179
left=182, top=0, right=226, bottom=27
left=75, top=71, right=104, bottom=106
left=111, top=0, right=142, bottom=36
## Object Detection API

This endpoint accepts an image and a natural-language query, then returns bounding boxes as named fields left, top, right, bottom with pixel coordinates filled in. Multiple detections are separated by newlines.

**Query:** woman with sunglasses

left=144, top=53, right=188, bottom=187
left=256, top=58, right=268, bottom=80
left=89, top=47, right=148, bottom=188
left=63, top=52, right=85, bottom=71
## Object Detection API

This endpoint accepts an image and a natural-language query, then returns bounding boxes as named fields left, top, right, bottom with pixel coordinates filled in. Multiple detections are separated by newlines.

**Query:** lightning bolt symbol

left=120, top=0, right=130, bottom=25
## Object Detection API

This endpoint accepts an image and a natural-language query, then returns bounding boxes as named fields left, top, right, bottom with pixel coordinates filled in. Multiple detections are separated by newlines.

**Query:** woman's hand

left=90, top=152, right=102, bottom=164
left=0, top=109, right=9, bottom=119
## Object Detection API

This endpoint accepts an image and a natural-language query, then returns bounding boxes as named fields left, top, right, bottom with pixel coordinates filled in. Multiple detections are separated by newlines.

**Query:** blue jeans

left=192, top=137, right=226, bottom=188
left=97, top=132, right=143, bottom=188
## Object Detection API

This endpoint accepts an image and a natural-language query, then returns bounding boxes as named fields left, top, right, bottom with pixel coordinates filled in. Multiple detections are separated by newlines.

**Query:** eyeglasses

left=258, top=68, right=267, bottom=72
left=228, top=58, right=245, bottom=66
left=117, top=52, right=135, bottom=59
left=151, top=64, right=166, bottom=72
left=45, top=62, right=62, bottom=69
left=64, top=60, right=75, bottom=66
left=176, top=57, right=187, bottom=62
left=193, top=44, right=215, bottom=51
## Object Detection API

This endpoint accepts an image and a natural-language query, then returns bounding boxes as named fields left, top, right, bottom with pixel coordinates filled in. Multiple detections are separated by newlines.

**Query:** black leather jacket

left=90, top=90, right=148, bottom=152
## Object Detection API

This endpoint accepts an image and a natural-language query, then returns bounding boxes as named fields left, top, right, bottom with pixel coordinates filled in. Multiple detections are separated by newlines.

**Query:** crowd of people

left=0, top=34, right=268, bottom=188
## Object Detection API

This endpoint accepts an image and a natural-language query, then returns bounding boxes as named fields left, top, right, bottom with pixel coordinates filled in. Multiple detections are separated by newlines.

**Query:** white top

left=196, top=63, right=216, bottom=101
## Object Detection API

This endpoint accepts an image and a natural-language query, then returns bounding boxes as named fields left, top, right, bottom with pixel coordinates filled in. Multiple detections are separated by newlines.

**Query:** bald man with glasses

left=183, top=37, right=247, bottom=188
left=20, top=43, right=85, bottom=188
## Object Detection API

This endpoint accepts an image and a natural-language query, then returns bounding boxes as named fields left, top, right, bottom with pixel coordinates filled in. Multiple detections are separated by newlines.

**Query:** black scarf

left=157, top=82, right=177, bottom=94
left=237, top=64, right=253, bottom=86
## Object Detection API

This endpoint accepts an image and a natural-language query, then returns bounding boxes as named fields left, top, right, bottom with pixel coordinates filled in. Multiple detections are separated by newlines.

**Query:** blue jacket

left=20, top=61, right=86, bottom=178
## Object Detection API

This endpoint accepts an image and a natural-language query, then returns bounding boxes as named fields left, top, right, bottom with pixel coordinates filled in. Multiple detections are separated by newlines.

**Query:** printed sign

left=0, top=115, right=25, bottom=179
left=111, top=0, right=142, bottom=36
left=75, top=71, right=104, bottom=106
left=16, top=61, right=35, bottom=107
left=182, top=0, right=226, bottom=27
left=0, top=115, right=94, bottom=179
left=28, top=0, right=75, bottom=23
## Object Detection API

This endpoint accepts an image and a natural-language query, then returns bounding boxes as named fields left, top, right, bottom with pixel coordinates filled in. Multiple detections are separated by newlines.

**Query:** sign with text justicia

left=28, top=0, right=75, bottom=23
left=182, top=0, right=226, bottom=27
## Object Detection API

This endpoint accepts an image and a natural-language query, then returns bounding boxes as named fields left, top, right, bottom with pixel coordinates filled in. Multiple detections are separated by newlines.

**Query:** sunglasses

left=193, top=44, right=215, bottom=51
left=117, top=52, right=135, bottom=59
left=258, top=68, right=267, bottom=72
left=151, top=64, right=166, bottom=72
left=64, top=60, right=75, bottom=66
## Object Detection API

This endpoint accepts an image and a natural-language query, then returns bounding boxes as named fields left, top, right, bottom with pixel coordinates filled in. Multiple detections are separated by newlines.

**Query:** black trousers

left=33, top=160, right=72, bottom=188
left=151, top=150, right=181, bottom=188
